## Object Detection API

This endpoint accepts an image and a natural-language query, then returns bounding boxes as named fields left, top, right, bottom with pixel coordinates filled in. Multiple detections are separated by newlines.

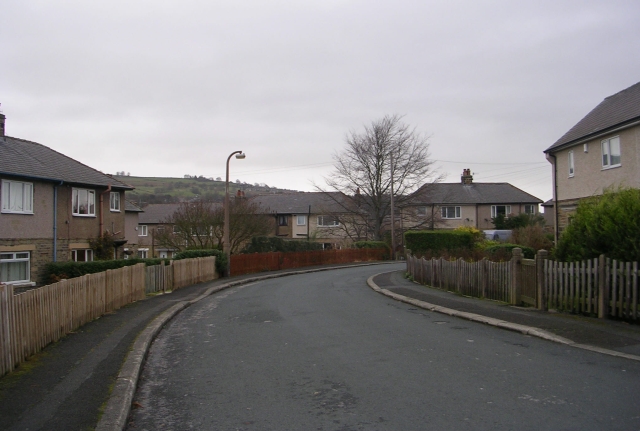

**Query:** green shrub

left=404, top=230, right=474, bottom=255
left=484, top=243, right=535, bottom=259
left=241, top=237, right=323, bottom=254
left=353, top=241, right=389, bottom=249
left=173, top=249, right=227, bottom=276
left=44, top=258, right=168, bottom=283
left=555, top=188, right=640, bottom=261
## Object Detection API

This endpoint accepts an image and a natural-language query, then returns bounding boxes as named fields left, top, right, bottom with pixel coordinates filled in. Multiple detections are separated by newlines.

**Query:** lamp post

left=390, top=152, right=395, bottom=261
left=224, top=150, right=246, bottom=276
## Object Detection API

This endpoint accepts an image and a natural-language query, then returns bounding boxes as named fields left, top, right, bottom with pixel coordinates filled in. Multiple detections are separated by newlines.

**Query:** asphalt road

left=127, top=264, right=640, bottom=431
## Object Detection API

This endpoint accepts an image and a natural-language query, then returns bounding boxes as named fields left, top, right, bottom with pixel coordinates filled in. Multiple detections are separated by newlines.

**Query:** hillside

left=114, top=175, right=297, bottom=206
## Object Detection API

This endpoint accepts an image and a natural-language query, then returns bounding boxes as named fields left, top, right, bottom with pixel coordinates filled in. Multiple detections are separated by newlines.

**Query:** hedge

left=404, top=230, right=475, bottom=255
left=44, top=258, right=169, bottom=283
left=484, top=243, right=535, bottom=259
left=173, top=249, right=227, bottom=275
left=241, top=237, right=323, bottom=254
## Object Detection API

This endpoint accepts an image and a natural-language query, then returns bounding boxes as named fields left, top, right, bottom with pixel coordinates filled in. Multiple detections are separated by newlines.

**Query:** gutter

left=100, top=185, right=112, bottom=236
left=545, top=119, right=640, bottom=154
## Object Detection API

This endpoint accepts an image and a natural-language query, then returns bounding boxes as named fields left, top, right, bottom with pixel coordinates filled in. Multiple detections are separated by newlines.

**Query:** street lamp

left=390, top=152, right=395, bottom=261
left=224, top=150, right=246, bottom=277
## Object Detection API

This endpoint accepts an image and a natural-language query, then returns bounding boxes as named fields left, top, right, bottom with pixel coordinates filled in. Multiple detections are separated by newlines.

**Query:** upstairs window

left=317, top=215, right=339, bottom=227
left=110, top=191, right=121, bottom=212
left=296, top=215, right=307, bottom=226
left=72, top=188, right=95, bottom=216
left=278, top=215, right=288, bottom=226
left=602, top=136, right=621, bottom=168
left=441, top=206, right=461, bottom=219
left=491, top=205, right=511, bottom=218
left=138, top=225, right=148, bottom=236
left=416, top=206, right=427, bottom=216
left=524, top=204, right=536, bottom=215
left=1, top=180, right=33, bottom=214
left=0, top=252, right=30, bottom=284
left=568, top=150, right=575, bottom=177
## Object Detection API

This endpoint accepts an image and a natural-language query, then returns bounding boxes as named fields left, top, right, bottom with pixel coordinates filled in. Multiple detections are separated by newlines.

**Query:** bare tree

left=154, top=199, right=272, bottom=254
left=318, top=114, right=442, bottom=242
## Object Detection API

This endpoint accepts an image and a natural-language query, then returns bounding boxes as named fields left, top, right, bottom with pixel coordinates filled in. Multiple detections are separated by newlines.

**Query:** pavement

left=1, top=262, right=639, bottom=431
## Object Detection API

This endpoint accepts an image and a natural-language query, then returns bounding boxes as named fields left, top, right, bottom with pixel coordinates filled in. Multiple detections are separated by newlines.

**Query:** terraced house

left=0, top=113, right=133, bottom=286
left=544, top=81, right=640, bottom=240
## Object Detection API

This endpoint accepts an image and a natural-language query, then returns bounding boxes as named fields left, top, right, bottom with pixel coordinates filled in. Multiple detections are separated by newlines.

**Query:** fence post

left=598, top=254, right=608, bottom=319
left=536, top=249, right=548, bottom=311
left=511, top=248, right=523, bottom=305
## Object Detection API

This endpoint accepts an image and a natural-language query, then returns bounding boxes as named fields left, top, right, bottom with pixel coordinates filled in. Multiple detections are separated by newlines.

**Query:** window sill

left=1, top=281, right=35, bottom=287
left=72, top=214, right=97, bottom=217
left=110, top=210, right=121, bottom=213
left=1, top=210, right=34, bottom=215
left=601, top=164, right=621, bottom=171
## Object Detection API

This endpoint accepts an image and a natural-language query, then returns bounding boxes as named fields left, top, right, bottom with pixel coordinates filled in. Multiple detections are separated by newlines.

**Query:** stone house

left=544, top=81, right=640, bottom=240
left=0, top=113, right=132, bottom=286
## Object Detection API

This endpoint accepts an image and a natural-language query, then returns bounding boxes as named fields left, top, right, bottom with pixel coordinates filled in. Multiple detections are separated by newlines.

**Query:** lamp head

left=236, top=152, right=246, bottom=159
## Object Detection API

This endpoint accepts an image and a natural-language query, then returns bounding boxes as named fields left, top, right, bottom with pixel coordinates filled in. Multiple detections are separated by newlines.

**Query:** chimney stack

left=461, top=168, right=473, bottom=184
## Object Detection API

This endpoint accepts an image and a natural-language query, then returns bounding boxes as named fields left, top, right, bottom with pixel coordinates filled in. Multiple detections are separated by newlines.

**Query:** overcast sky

left=2, top=0, right=639, bottom=202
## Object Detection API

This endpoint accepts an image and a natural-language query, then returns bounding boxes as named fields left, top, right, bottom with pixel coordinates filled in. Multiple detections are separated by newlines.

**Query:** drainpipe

left=548, top=153, right=559, bottom=243
left=53, top=181, right=63, bottom=262
left=307, top=205, right=311, bottom=240
left=100, top=185, right=112, bottom=236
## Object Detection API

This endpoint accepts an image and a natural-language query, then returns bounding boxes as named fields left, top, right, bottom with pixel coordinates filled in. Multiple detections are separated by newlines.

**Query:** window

left=441, top=206, right=461, bottom=219
left=317, top=215, right=339, bottom=227
left=72, top=188, right=95, bottom=216
left=0, top=252, right=30, bottom=284
left=568, top=150, right=574, bottom=177
left=524, top=204, right=536, bottom=215
left=491, top=205, right=512, bottom=218
left=71, top=249, right=93, bottom=262
left=602, top=136, right=621, bottom=168
left=138, top=248, right=148, bottom=259
left=138, top=225, right=148, bottom=236
left=296, top=215, right=306, bottom=226
left=416, top=206, right=427, bottom=216
left=1, top=180, right=33, bottom=214
left=123, top=248, right=129, bottom=260
left=110, top=191, right=120, bottom=212
left=172, top=225, right=180, bottom=234
left=278, top=215, right=288, bottom=226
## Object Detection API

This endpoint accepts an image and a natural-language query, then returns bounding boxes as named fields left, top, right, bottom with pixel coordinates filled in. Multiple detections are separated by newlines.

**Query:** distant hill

left=113, top=175, right=298, bottom=206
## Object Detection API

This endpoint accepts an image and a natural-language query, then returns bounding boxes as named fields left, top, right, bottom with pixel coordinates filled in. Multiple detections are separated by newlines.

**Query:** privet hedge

left=44, top=258, right=169, bottom=283
left=404, top=230, right=474, bottom=255
left=241, top=237, right=323, bottom=254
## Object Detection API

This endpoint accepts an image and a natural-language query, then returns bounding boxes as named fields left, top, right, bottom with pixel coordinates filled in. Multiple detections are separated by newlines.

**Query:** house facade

left=0, top=113, right=132, bottom=286
left=250, top=192, right=358, bottom=249
left=135, top=203, right=182, bottom=258
left=544, top=81, right=640, bottom=239
left=402, top=170, right=543, bottom=231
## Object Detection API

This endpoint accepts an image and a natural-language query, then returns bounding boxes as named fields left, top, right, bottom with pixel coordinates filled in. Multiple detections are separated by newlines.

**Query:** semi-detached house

left=0, top=113, right=133, bottom=286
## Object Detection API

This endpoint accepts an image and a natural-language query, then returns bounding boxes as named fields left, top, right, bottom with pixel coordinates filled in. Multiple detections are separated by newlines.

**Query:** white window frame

left=317, top=215, right=339, bottom=227
left=0, top=252, right=31, bottom=284
left=1, top=180, right=34, bottom=214
left=138, top=225, right=148, bottom=236
left=491, top=205, right=512, bottom=218
left=440, top=206, right=461, bottom=219
left=138, top=248, right=149, bottom=259
left=110, top=191, right=121, bottom=212
left=296, top=215, right=307, bottom=226
left=71, top=249, right=94, bottom=262
left=568, top=150, right=575, bottom=177
left=72, top=188, right=96, bottom=216
left=524, top=204, right=536, bottom=215
left=601, top=136, right=621, bottom=169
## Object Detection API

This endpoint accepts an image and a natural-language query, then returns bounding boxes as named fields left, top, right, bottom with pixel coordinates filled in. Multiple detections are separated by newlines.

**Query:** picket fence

left=230, top=248, right=388, bottom=276
left=0, top=256, right=217, bottom=377
left=406, top=251, right=640, bottom=323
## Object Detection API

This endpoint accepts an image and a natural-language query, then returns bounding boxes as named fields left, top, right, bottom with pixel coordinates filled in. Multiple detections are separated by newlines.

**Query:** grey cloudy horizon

left=2, top=0, right=639, bottom=202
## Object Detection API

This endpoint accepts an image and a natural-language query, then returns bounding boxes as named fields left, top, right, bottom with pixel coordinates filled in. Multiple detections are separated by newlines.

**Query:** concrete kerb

left=96, top=261, right=397, bottom=431
left=367, top=272, right=640, bottom=363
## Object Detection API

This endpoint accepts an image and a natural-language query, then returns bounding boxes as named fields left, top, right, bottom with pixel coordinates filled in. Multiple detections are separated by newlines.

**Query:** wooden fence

left=230, top=248, right=388, bottom=276
left=0, top=256, right=217, bottom=377
left=406, top=250, right=640, bottom=323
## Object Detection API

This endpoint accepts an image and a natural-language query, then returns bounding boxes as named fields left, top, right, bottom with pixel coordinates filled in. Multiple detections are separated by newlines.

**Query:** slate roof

left=138, top=204, right=183, bottom=224
left=545, top=81, right=640, bottom=153
left=125, top=200, right=144, bottom=212
left=408, top=183, right=542, bottom=206
left=0, top=136, right=132, bottom=189
left=250, top=192, right=348, bottom=214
